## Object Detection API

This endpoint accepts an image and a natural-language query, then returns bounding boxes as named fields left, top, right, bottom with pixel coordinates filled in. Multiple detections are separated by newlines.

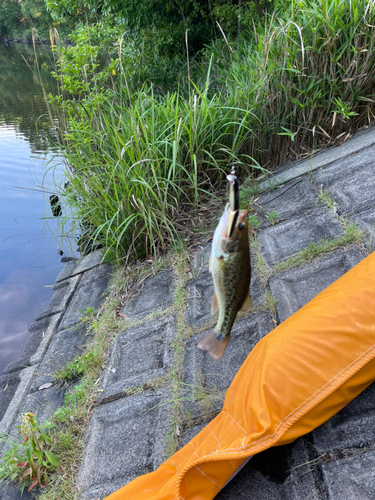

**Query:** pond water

left=0, top=44, right=69, bottom=374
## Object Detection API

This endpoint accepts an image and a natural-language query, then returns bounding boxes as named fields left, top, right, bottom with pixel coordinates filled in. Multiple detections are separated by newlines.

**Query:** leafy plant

left=248, top=214, right=260, bottom=230
left=0, top=413, right=60, bottom=492
left=55, top=354, right=89, bottom=382
left=331, top=97, right=359, bottom=121
left=265, top=210, right=280, bottom=225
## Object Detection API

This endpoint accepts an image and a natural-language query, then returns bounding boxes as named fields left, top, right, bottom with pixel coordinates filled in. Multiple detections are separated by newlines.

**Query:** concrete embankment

left=1, top=124, right=375, bottom=499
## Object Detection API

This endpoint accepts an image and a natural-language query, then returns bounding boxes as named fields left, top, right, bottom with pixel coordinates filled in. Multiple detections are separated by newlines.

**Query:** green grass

left=248, top=214, right=260, bottom=230
left=49, top=81, right=262, bottom=262
left=264, top=289, right=276, bottom=316
left=163, top=243, right=191, bottom=457
left=250, top=234, right=270, bottom=285
left=54, top=351, right=102, bottom=383
left=213, top=0, right=375, bottom=168
left=274, top=224, right=364, bottom=273
left=318, top=188, right=335, bottom=211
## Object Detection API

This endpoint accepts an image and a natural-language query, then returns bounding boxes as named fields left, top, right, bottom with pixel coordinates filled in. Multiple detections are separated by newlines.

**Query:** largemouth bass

left=197, top=174, right=251, bottom=360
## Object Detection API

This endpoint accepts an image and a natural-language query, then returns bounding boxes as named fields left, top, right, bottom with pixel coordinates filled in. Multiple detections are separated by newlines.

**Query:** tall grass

left=54, top=82, right=259, bottom=261
left=51, top=0, right=375, bottom=261
left=214, top=0, right=375, bottom=168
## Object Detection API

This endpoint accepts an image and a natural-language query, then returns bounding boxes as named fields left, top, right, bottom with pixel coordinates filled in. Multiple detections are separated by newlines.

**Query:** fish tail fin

left=197, top=331, right=229, bottom=361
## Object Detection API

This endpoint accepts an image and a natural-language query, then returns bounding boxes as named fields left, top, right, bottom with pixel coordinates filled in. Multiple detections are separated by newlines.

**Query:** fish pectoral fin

left=240, top=293, right=252, bottom=312
left=211, top=291, right=219, bottom=315
left=197, top=331, right=229, bottom=361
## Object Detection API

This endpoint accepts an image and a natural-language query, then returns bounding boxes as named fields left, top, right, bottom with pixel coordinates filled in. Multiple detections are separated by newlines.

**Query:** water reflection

left=0, top=44, right=67, bottom=373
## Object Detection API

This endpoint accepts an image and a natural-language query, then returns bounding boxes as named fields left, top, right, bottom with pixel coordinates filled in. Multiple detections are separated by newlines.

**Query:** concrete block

left=30, top=323, right=89, bottom=393
left=55, top=250, right=104, bottom=283
left=351, top=207, right=375, bottom=248
left=34, top=274, right=81, bottom=321
left=0, top=366, right=37, bottom=435
left=258, top=124, right=375, bottom=189
left=249, top=271, right=266, bottom=309
left=0, top=372, right=22, bottom=422
left=99, top=317, right=176, bottom=403
left=322, top=448, right=375, bottom=499
left=0, top=483, right=33, bottom=500
left=313, top=145, right=375, bottom=215
left=78, top=390, right=170, bottom=500
left=258, top=207, right=343, bottom=266
left=121, top=270, right=175, bottom=321
left=312, top=382, right=375, bottom=453
left=269, top=248, right=364, bottom=322
left=181, top=312, right=274, bottom=423
left=185, top=268, right=265, bottom=329
left=185, top=270, right=215, bottom=328
left=58, top=264, right=111, bottom=331
left=217, top=438, right=320, bottom=500
left=257, top=177, right=319, bottom=226
left=190, top=243, right=212, bottom=275
left=4, top=313, right=62, bottom=373
left=8, top=385, right=68, bottom=439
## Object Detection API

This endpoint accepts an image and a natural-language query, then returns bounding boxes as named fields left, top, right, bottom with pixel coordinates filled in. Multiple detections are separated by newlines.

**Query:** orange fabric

left=106, top=252, right=375, bottom=500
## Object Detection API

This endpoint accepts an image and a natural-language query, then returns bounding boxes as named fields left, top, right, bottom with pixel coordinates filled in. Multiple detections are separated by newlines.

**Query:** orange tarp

left=107, top=252, right=375, bottom=500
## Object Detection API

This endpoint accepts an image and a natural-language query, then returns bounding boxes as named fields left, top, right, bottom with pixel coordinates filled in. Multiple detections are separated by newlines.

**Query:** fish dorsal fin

left=211, top=291, right=219, bottom=315
left=240, top=293, right=252, bottom=312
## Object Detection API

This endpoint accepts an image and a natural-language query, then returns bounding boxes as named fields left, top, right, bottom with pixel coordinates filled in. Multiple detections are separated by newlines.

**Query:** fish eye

left=238, top=222, right=245, bottom=230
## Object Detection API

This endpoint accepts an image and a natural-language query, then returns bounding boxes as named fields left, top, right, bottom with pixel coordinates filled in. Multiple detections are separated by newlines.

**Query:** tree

left=46, top=0, right=273, bottom=54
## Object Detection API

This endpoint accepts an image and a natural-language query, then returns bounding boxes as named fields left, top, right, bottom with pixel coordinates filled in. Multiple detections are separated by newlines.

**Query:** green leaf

left=45, top=451, right=61, bottom=467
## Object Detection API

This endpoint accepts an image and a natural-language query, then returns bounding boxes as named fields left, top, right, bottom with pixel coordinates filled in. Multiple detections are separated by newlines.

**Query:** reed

left=53, top=82, right=260, bottom=261
left=217, top=0, right=375, bottom=168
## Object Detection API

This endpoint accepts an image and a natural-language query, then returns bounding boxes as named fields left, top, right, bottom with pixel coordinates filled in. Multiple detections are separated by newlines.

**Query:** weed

left=318, top=187, right=335, bottom=211
left=163, top=242, right=191, bottom=456
left=54, top=352, right=100, bottom=383
left=274, top=224, right=364, bottom=273
left=239, top=179, right=260, bottom=208
left=248, top=215, right=260, bottom=231
left=192, top=372, right=225, bottom=419
left=264, top=289, right=276, bottom=316
left=0, top=413, right=60, bottom=493
left=79, top=307, right=97, bottom=324
left=250, top=234, right=270, bottom=285
left=331, top=98, right=359, bottom=121
left=265, top=210, right=280, bottom=225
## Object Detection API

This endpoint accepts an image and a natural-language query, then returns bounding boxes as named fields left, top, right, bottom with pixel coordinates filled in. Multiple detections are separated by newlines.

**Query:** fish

left=197, top=174, right=252, bottom=361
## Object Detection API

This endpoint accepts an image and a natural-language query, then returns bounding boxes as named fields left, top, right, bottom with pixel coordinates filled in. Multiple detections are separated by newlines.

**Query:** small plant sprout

left=318, top=186, right=335, bottom=211
left=248, top=215, right=260, bottom=230
left=265, top=210, right=280, bottom=225
left=331, top=98, right=359, bottom=121
left=54, top=352, right=95, bottom=382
